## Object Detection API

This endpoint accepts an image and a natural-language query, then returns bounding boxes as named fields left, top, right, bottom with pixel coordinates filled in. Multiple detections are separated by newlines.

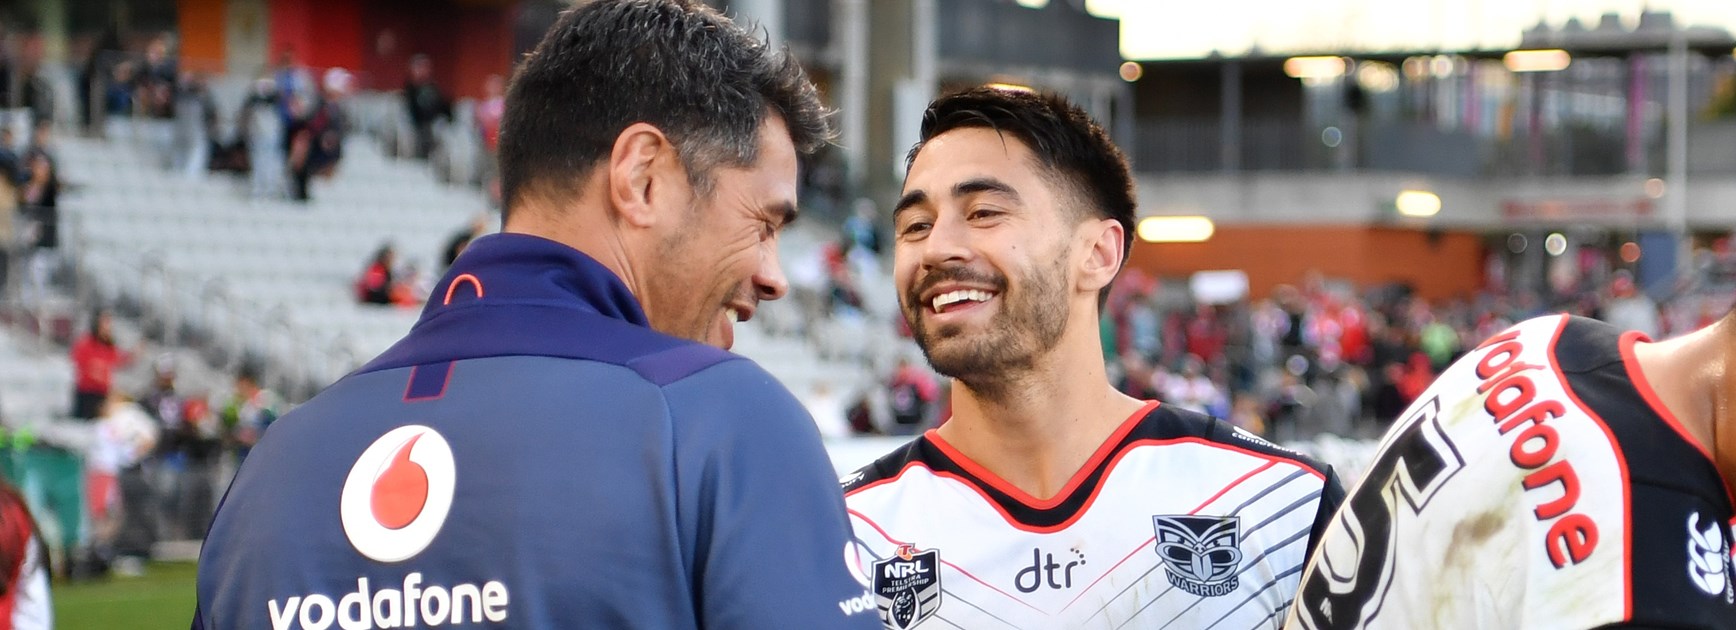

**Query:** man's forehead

left=905, top=128, right=1041, bottom=190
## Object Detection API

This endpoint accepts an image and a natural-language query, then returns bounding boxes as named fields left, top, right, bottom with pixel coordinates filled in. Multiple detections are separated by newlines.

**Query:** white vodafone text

left=267, top=573, right=508, bottom=630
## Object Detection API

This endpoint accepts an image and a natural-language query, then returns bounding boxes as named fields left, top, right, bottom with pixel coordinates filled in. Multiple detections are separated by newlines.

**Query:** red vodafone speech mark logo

left=340, top=426, right=455, bottom=563
left=371, top=435, right=429, bottom=530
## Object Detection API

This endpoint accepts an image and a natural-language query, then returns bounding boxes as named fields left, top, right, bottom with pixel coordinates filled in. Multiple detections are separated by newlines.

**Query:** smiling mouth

left=929, top=289, right=998, bottom=314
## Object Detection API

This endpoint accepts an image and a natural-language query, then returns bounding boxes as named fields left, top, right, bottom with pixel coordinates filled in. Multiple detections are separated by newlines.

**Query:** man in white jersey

left=1288, top=312, right=1736, bottom=628
left=842, top=87, right=1345, bottom=630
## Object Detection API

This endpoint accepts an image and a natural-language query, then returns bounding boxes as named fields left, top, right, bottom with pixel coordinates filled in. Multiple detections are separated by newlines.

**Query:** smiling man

left=841, top=87, right=1344, bottom=629
left=194, top=2, right=875, bottom=629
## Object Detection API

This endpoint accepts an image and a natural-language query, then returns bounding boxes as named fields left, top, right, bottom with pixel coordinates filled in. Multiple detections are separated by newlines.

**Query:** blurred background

left=0, top=0, right=1733, bottom=624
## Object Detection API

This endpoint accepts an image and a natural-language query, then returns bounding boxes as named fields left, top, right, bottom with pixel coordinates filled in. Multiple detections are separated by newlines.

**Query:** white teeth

left=931, top=289, right=995, bottom=312
left=728, top=309, right=742, bottom=323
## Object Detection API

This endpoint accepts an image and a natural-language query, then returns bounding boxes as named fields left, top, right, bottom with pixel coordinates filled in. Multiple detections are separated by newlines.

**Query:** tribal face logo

left=872, top=544, right=941, bottom=629
left=340, top=426, right=456, bottom=563
left=1153, top=515, right=1243, bottom=597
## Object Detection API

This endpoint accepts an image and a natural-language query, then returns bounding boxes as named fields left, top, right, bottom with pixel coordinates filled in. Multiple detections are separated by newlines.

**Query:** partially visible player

left=0, top=480, right=49, bottom=629
left=1288, top=312, right=1736, bottom=628
left=842, top=87, right=1345, bottom=629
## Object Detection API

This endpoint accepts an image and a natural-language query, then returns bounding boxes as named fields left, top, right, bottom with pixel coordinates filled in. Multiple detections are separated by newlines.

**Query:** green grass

left=54, top=562, right=197, bottom=630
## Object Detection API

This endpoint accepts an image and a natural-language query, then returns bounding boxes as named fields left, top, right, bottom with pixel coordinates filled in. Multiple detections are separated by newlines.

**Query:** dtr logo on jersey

left=872, top=544, right=941, bottom=630
left=1686, top=512, right=1731, bottom=599
left=340, top=426, right=456, bottom=563
left=1153, top=515, right=1242, bottom=597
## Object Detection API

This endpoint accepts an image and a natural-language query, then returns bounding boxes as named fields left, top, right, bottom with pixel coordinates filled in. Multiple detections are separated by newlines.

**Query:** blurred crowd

left=1094, top=264, right=1712, bottom=443
left=15, top=309, right=285, bottom=580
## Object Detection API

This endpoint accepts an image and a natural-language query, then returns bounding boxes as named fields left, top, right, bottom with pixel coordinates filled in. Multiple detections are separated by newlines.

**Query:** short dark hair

left=498, top=0, right=833, bottom=218
left=906, top=87, right=1138, bottom=306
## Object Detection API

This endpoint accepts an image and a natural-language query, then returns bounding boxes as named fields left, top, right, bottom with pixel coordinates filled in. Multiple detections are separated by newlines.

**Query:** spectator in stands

left=0, top=127, right=19, bottom=185
left=171, top=395, right=220, bottom=538
left=172, top=71, right=217, bottom=180
left=841, top=198, right=881, bottom=256
left=22, top=121, right=52, bottom=172
left=135, top=36, right=177, bottom=120
left=140, top=359, right=187, bottom=520
left=17, top=150, right=56, bottom=306
left=1604, top=271, right=1661, bottom=337
left=886, top=357, right=939, bottom=435
left=220, top=364, right=279, bottom=464
left=442, top=215, right=489, bottom=269
left=475, top=74, right=506, bottom=203
left=101, top=60, right=136, bottom=138
left=271, top=49, right=311, bottom=122
left=402, top=54, right=451, bottom=160
left=286, top=68, right=350, bottom=202
left=70, top=311, right=130, bottom=420
left=0, top=479, right=50, bottom=628
left=242, top=77, right=285, bottom=198
left=803, top=381, right=852, bottom=439
left=357, top=244, right=403, bottom=305
left=0, top=128, right=16, bottom=297
left=1162, top=354, right=1226, bottom=416
left=87, top=394, right=158, bottom=578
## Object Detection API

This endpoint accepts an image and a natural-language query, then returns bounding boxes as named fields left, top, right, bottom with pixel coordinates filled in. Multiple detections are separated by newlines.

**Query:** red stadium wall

left=269, top=0, right=366, bottom=75
left=360, top=1, right=515, bottom=99
left=265, top=0, right=511, bottom=98
left=1125, top=225, right=1487, bottom=301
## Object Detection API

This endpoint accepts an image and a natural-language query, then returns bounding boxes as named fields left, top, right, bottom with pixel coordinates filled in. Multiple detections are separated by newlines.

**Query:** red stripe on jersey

left=1619, top=331, right=1736, bottom=509
left=924, top=401, right=1161, bottom=509
left=852, top=438, right=1314, bottom=534
left=1549, top=317, right=1633, bottom=620
left=1060, top=459, right=1279, bottom=611
left=848, top=509, right=1048, bottom=615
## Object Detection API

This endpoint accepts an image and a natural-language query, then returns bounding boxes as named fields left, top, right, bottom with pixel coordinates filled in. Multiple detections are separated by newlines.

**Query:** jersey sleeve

left=12, top=535, right=49, bottom=630
left=1306, top=467, right=1347, bottom=562
left=664, top=359, right=878, bottom=630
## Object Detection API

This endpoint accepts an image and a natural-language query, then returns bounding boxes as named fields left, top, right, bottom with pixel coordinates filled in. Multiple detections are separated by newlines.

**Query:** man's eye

left=900, top=222, right=932, bottom=235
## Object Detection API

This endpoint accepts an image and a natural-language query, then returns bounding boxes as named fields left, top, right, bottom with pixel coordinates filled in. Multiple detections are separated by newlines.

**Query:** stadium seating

left=57, top=123, right=482, bottom=393
left=0, top=328, right=72, bottom=428
left=53, top=114, right=898, bottom=412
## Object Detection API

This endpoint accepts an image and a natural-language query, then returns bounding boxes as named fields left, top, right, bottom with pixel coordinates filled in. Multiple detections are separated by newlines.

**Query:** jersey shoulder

left=1137, top=403, right=1337, bottom=482
left=840, top=438, right=925, bottom=496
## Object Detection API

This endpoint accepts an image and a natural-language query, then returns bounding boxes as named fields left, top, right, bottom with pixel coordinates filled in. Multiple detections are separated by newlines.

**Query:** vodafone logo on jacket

left=340, top=426, right=456, bottom=563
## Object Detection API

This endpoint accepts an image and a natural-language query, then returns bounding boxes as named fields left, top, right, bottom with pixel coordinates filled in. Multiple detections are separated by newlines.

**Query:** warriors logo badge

left=1153, top=515, right=1243, bottom=597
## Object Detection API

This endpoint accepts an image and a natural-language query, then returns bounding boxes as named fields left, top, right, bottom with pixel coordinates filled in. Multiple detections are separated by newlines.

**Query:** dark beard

left=905, top=256, right=1069, bottom=394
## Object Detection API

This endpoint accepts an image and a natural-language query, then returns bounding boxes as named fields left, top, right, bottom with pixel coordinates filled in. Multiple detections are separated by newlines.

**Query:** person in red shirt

left=70, top=310, right=131, bottom=420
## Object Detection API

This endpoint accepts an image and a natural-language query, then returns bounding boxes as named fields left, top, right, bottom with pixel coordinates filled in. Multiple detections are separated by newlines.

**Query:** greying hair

left=499, top=0, right=833, bottom=218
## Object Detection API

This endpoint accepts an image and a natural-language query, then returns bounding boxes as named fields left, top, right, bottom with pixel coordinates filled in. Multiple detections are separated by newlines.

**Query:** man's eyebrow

left=892, top=190, right=928, bottom=220
left=953, top=177, right=1019, bottom=202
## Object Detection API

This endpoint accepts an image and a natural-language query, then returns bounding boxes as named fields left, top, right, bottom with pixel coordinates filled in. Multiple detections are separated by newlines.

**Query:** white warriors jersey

left=1288, top=315, right=1736, bottom=629
left=842, top=400, right=1344, bottom=629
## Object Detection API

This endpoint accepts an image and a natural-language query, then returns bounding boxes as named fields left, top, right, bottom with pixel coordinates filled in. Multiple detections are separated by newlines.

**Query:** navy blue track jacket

left=193, top=233, right=878, bottom=629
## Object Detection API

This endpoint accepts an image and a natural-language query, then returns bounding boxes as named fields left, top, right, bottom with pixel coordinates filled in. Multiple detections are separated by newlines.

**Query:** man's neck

left=503, top=197, right=642, bottom=299
left=933, top=325, right=1146, bottom=501
left=1632, top=317, right=1736, bottom=497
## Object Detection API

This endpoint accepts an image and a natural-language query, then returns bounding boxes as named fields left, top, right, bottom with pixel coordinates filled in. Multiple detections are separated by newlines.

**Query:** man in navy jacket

left=193, top=2, right=876, bottom=628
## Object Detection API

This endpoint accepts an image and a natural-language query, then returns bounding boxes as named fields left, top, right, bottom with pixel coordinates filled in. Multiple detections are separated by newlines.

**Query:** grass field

left=55, top=562, right=197, bottom=629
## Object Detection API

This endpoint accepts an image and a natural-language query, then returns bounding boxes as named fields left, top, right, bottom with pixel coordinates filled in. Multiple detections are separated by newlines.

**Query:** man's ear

left=607, top=122, right=681, bottom=229
left=1077, top=218, right=1126, bottom=295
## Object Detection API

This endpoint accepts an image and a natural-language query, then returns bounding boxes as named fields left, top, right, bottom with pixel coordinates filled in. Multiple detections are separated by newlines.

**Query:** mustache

left=907, top=265, right=1008, bottom=310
